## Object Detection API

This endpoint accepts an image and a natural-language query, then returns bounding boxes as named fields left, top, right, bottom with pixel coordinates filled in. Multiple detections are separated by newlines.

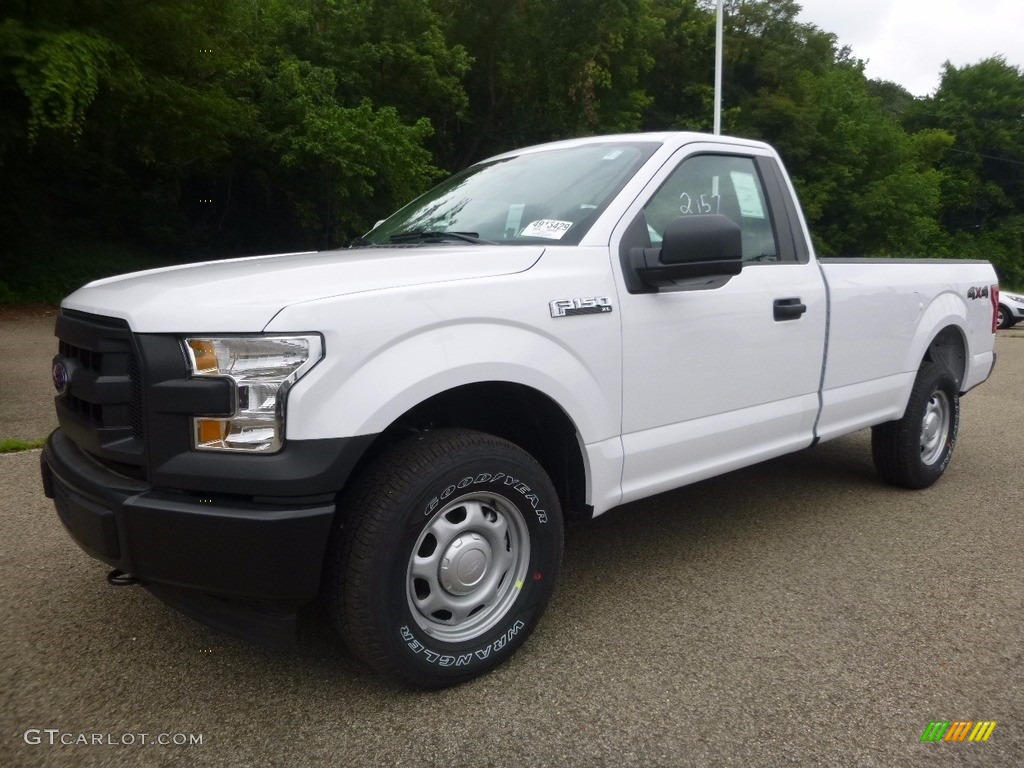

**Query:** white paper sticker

left=521, top=219, right=573, bottom=240
left=603, top=149, right=624, bottom=160
left=730, top=171, right=766, bottom=219
left=505, top=203, right=526, bottom=236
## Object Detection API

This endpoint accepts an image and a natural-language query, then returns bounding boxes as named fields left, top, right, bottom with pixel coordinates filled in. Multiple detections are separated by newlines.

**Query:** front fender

left=287, top=319, right=619, bottom=443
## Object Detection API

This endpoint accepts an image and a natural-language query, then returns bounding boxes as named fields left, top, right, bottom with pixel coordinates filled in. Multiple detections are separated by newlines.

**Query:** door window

left=643, top=155, right=779, bottom=262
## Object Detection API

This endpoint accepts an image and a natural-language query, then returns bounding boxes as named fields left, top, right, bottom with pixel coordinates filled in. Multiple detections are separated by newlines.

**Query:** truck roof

left=485, top=132, right=774, bottom=162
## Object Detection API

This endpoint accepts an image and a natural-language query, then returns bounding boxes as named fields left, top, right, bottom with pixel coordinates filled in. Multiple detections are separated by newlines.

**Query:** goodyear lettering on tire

left=424, top=472, right=548, bottom=523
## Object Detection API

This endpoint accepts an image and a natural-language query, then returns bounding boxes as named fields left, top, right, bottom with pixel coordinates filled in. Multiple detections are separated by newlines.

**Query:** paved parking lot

left=1, top=314, right=1022, bottom=767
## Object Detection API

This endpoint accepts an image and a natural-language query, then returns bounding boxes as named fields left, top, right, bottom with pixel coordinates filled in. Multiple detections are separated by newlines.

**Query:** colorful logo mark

left=920, top=721, right=996, bottom=742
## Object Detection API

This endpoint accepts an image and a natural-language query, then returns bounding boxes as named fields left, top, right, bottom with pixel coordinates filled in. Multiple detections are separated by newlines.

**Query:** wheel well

left=360, top=382, right=590, bottom=521
left=923, top=326, right=967, bottom=391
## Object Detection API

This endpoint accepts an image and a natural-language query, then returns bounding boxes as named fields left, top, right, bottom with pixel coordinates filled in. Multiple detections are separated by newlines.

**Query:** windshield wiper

left=389, top=230, right=495, bottom=245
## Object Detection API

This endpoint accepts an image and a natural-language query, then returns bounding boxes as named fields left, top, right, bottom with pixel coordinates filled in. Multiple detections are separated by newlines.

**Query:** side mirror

left=630, top=214, right=743, bottom=291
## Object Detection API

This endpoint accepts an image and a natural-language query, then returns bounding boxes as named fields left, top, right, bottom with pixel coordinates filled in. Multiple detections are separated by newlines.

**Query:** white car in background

left=998, top=292, right=1024, bottom=329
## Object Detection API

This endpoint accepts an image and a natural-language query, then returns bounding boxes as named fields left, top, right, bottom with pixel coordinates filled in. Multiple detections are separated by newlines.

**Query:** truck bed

left=816, top=258, right=997, bottom=442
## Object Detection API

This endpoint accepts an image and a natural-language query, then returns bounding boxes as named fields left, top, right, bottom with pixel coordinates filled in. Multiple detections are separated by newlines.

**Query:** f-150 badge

left=549, top=297, right=614, bottom=318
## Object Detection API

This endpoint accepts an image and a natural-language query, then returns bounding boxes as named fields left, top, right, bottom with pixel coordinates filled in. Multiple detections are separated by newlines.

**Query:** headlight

left=1004, top=293, right=1024, bottom=305
left=183, top=335, right=323, bottom=453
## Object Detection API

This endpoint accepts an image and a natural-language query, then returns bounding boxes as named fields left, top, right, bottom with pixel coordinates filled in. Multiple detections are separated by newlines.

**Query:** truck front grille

left=54, top=309, right=147, bottom=477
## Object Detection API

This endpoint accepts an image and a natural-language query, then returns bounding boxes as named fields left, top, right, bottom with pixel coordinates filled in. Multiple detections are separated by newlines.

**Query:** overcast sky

left=793, top=0, right=1024, bottom=96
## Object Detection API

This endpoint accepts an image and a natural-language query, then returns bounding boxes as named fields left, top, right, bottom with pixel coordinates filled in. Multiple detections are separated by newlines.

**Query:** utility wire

left=946, top=147, right=1024, bottom=167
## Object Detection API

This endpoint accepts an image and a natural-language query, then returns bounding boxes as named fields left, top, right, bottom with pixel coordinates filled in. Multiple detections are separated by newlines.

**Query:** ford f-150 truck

left=41, top=132, right=998, bottom=687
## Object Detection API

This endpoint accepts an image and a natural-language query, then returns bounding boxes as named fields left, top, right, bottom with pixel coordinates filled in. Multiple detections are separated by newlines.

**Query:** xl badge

left=549, top=297, right=614, bottom=318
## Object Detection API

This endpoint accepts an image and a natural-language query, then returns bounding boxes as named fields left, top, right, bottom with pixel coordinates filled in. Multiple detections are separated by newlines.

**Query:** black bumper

left=41, top=429, right=368, bottom=648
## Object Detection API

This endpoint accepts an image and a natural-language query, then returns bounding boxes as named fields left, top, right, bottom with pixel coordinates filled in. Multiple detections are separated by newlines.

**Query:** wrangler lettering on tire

left=324, top=429, right=563, bottom=688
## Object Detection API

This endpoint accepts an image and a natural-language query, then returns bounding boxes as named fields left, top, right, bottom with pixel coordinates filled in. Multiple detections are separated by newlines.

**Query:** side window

left=643, top=155, right=779, bottom=262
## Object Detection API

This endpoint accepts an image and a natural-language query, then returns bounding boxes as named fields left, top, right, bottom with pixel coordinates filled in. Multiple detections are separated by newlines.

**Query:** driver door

left=614, top=146, right=827, bottom=503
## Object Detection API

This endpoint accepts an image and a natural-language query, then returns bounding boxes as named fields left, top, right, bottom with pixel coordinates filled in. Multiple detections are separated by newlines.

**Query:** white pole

left=714, top=0, right=724, bottom=135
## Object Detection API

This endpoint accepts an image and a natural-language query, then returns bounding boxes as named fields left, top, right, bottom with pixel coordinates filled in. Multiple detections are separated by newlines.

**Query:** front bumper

left=41, top=429, right=349, bottom=648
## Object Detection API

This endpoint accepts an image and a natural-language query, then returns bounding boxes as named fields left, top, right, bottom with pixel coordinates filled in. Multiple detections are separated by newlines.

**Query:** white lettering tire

left=324, top=429, right=563, bottom=687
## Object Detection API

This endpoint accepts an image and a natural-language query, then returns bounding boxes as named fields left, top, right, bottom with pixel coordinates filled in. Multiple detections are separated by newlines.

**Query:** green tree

left=910, top=57, right=1024, bottom=284
left=1, top=0, right=1019, bottom=301
left=438, top=0, right=662, bottom=166
left=754, top=65, right=952, bottom=256
left=0, top=0, right=469, bottom=262
left=0, top=1, right=251, bottom=250
left=226, top=0, right=464, bottom=247
left=686, top=1, right=953, bottom=257
left=641, top=0, right=717, bottom=131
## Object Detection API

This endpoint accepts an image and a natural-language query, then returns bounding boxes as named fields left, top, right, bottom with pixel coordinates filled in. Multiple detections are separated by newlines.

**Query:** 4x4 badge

left=549, top=297, right=614, bottom=318
left=967, top=286, right=989, bottom=299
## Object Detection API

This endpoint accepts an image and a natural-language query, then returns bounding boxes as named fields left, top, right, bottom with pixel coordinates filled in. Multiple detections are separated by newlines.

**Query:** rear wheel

left=325, top=428, right=563, bottom=688
left=997, top=305, right=1012, bottom=329
left=871, top=362, right=960, bottom=489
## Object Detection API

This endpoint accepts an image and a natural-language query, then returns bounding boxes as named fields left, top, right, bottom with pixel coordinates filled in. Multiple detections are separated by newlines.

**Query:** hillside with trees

left=1, top=0, right=1021, bottom=301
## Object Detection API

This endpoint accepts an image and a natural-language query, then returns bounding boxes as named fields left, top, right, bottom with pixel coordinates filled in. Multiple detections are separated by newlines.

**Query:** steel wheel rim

left=920, top=390, right=951, bottom=466
left=406, top=492, right=530, bottom=643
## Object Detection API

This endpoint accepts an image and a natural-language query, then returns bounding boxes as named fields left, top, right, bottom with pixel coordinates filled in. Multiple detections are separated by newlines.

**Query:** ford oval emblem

left=52, top=360, right=69, bottom=395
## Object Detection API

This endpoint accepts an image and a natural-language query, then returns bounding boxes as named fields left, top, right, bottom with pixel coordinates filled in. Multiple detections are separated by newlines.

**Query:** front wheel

left=325, top=429, right=563, bottom=688
left=871, top=362, right=960, bottom=489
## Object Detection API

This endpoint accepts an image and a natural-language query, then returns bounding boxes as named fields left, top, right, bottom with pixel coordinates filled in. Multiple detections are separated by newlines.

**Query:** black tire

left=997, top=305, right=1012, bottom=330
left=325, top=428, right=563, bottom=688
left=871, top=362, right=960, bottom=489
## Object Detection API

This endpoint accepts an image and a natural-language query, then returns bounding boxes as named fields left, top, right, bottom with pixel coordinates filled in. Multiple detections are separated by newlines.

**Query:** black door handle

left=773, top=297, right=807, bottom=321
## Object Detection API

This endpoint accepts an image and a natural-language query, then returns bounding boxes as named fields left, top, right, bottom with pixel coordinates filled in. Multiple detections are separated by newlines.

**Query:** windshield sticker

left=730, top=171, right=766, bottom=219
left=505, top=203, right=526, bottom=238
left=521, top=219, right=573, bottom=239
left=603, top=149, right=624, bottom=160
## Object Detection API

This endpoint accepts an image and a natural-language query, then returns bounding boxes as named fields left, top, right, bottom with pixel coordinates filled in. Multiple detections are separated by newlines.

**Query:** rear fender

left=906, top=292, right=969, bottom=379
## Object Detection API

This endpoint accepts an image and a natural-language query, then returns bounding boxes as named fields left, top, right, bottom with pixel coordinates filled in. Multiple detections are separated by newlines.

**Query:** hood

left=63, top=246, right=545, bottom=332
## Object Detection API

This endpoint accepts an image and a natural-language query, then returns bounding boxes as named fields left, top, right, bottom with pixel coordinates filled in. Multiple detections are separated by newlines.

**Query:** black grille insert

left=54, top=309, right=147, bottom=474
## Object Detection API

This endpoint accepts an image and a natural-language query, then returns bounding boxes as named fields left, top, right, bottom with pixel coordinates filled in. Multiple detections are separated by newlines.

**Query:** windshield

left=362, top=141, right=659, bottom=246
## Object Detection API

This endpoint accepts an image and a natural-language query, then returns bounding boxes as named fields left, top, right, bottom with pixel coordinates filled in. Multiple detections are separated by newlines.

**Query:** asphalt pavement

left=1, top=315, right=1022, bottom=767
left=0, top=308, right=60, bottom=441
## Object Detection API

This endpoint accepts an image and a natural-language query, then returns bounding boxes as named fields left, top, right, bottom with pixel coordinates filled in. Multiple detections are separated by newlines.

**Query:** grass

left=0, top=437, right=48, bottom=453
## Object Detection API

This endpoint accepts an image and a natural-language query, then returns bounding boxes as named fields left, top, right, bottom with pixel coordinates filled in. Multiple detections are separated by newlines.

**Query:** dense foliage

left=1, top=0, right=1021, bottom=301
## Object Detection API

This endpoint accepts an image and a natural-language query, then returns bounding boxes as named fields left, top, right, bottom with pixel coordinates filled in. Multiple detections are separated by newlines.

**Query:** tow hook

left=107, top=569, right=141, bottom=587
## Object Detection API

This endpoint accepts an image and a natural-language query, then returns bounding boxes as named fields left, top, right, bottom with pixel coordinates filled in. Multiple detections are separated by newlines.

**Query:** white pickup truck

left=41, top=132, right=998, bottom=687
